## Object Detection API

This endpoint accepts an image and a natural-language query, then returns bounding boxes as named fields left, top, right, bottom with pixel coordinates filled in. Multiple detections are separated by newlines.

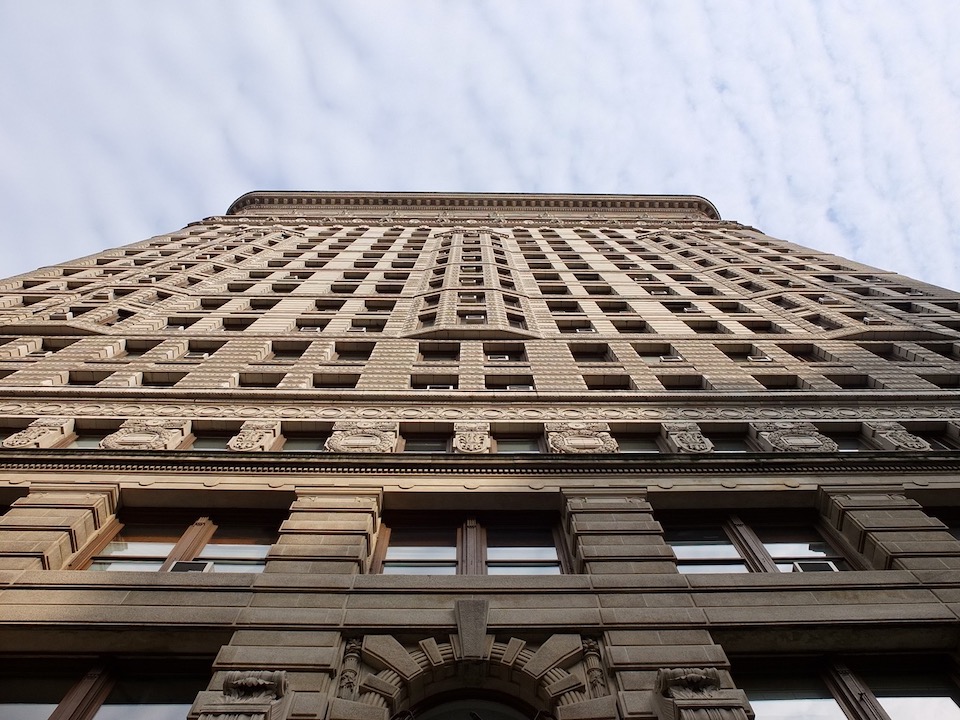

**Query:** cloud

left=0, top=0, right=958, bottom=290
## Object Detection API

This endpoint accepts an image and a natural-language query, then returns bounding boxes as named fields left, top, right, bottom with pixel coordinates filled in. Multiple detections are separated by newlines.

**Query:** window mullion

left=370, top=524, right=392, bottom=573
left=824, top=661, right=892, bottom=720
left=48, top=665, right=114, bottom=720
left=160, top=516, right=217, bottom=571
left=461, top=518, right=484, bottom=575
left=552, top=525, right=574, bottom=574
left=725, top=515, right=779, bottom=573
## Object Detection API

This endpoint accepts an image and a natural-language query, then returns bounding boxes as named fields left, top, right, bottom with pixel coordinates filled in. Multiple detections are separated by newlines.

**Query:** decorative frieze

left=661, top=422, right=713, bottom=454
left=325, top=421, right=398, bottom=453
left=101, top=418, right=191, bottom=450
left=750, top=422, right=839, bottom=453
left=546, top=422, right=618, bottom=454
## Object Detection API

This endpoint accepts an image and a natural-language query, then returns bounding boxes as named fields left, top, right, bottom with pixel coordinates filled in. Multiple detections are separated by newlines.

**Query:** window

left=614, top=432, right=661, bottom=453
left=280, top=428, right=330, bottom=452
left=483, top=343, right=526, bottom=363
left=735, top=657, right=960, bottom=720
left=485, top=375, right=535, bottom=391
left=375, top=513, right=564, bottom=575
left=334, top=342, right=374, bottom=362
left=78, top=509, right=283, bottom=573
left=410, top=374, right=458, bottom=390
left=660, top=511, right=848, bottom=574
left=140, top=372, right=187, bottom=388
left=189, top=427, right=238, bottom=450
left=493, top=434, right=542, bottom=453
left=402, top=434, right=451, bottom=453
left=0, top=660, right=210, bottom=720
left=570, top=343, right=614, bottom=363
left=418, top=342, right=460, bottom=362
left=313, top=373, right=360, bottom=389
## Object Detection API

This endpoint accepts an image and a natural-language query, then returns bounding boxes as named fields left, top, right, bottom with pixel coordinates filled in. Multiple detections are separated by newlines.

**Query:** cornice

left=0, top=395, right=958, bottom=423
left=0, top=448, right=958, bottom=478
left=225, top=191, right=722, bottom=221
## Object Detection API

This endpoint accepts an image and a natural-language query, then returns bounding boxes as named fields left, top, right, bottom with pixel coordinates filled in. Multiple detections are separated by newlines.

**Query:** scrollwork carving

left=545, top=422, right=618, bottom=454
left=864, top=421, right=932, bottom=451
left=223, top=670, right=287, bottom=702
left=2, top=417, right=73, bottom=449
left=657, top=667, right=722, bottom=698
left=326, top=421, right=398, bottom=453
left=661, top=422, right=713, bottom=454
left=453, top=422, right=491, bottom=454
left=654, top=667, right=751, bottom=720
left=751, top=422, right=839, bottom=453
left=101, top=419, right=190, bottom=450
left=228, top=421, right=281, bottom=452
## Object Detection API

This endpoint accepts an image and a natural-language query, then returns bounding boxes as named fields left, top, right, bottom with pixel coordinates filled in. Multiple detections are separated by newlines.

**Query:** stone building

left=1, top=191, right=960, bottom=720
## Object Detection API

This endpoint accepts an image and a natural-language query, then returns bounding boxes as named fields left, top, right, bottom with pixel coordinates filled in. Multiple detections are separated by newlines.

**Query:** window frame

left=0, top=658, right=211, bottom=720
left=735, top=656, right=960, bottom=720
left=372, top=512, right=569, bottom=576
left=71, top=510, right=281, bottom=573
left=661, top=510, right=859, bottom=574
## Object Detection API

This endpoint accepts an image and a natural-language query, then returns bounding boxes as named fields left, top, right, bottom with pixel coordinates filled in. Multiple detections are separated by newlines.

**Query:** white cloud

left=0, top=0, right=958, bottom=289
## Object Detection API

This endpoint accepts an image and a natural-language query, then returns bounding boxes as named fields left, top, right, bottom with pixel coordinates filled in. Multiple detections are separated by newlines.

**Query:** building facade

left=1, top=191, right=960, bottom=719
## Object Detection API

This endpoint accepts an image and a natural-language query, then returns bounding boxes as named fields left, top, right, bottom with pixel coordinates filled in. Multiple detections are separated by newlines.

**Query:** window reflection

left=753, top=525, right=849, bottom=572
left=740, top=674, right=847, bottom=720
left=663, top=526, right=748, bottom=573
left=0, top=674, right=78, bottom=720
left=861, top=672, right=960, bottom=720
left=383, top=528, right=458, bottom=574
left=91, top=675, right=201, bottom=720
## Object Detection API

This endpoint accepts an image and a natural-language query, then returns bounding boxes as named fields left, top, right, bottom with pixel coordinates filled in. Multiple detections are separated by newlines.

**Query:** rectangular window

left=735, top=658, right=960, bottom=720
left=0, top=660, right=210, bottom=720
left=79, top=510, right=283, bottom=574
left=660, top=511, right=848, bottom=574
left=375, top=513, right=564, bottom=575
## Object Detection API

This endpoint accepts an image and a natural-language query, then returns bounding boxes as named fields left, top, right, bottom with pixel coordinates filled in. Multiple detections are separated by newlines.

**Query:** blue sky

left=1, top=1, right=958, bottom=289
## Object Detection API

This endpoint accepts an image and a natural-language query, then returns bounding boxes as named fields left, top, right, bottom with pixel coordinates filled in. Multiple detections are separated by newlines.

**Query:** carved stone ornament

left=338, top=638, right=363, bottom=700
left=453, top=422, right=491, bottom=454
left=754, top=423, right=839, bottom=453
left=101, top=419, right=190, bottom=451
left=654, top=667, right=751, bottom=720
left=326, top=421, right=398, bottom=453
left=545, top=422, right=618, bottom=454
left=581, top=638, right=608, bottom=698
left=661, top=422, right=713, bottom=454
left=864, top=421, right=932, bottom=451
left=657, top=667, right=722, bottom=699
left=228, top=420, right=281, bottom=452
left=2, top=417, right=73, bottom=449
left=223, top=670, right=288, bottom=702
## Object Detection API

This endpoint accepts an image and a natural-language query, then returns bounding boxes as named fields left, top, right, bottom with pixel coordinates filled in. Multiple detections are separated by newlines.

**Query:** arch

left=330, top=633, right=617, bottom=720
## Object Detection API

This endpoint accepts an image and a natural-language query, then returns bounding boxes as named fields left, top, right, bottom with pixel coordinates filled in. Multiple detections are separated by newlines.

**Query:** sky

left=1, top=1, right=958, bottom=289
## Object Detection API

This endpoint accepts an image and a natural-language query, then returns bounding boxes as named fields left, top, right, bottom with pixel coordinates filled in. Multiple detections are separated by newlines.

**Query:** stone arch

left=331, top=633, right=617, bottom=720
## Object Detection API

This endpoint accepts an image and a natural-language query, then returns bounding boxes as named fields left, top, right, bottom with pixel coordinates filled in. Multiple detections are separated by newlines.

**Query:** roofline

left=225, top=191, right=721, bottom=220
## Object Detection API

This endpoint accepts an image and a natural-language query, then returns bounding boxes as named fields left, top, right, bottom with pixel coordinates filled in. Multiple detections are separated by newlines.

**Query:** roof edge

left=225, top=191, right=721, bottom=220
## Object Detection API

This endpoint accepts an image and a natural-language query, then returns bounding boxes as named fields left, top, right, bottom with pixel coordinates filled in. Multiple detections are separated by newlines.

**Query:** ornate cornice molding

left=0, top=448, right=958, bottom=478
left=0, top=397, right=958, bottom=423
left=225, top=191, right=722, bottom=220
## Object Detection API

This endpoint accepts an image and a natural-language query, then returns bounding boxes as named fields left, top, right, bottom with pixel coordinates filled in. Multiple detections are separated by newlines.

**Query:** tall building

left=1, top=191, right=960, bottom=720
